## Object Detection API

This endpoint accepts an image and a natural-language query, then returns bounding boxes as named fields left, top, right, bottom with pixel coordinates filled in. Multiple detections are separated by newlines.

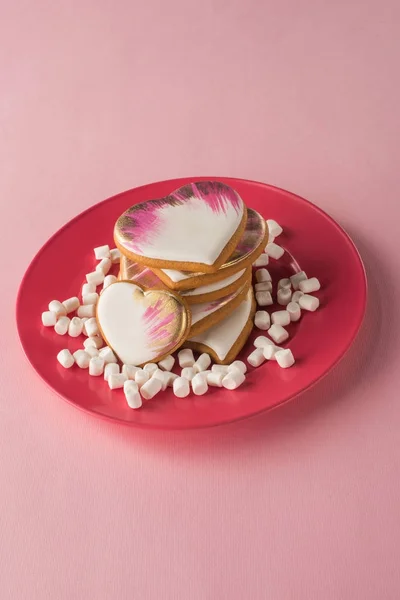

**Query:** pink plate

left=16, top=177, right=367, bottom=429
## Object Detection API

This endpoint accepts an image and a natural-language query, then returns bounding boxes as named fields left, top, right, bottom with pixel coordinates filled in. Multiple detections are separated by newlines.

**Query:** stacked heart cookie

left=102, top=181, right=268, bottom=366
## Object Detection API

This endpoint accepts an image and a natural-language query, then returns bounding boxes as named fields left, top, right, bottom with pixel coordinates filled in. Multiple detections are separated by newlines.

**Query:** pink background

left=1, top=1, right=399, bottom=598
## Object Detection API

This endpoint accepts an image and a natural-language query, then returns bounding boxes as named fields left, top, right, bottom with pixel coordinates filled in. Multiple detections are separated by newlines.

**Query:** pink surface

left=1, top=1, right=399, bottom=598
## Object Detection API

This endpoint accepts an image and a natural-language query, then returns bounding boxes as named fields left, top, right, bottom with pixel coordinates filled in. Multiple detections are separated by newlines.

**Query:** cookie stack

left=109, top=181, right=268, bottom=364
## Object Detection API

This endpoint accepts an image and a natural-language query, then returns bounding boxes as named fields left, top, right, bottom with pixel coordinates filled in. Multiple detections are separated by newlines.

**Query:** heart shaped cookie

left=96, top=281, right=191, bottom=366
left=114, top=181, right=247, bottom=273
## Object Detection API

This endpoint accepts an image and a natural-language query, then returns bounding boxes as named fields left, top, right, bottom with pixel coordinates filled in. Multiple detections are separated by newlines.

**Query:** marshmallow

left=42, top=311, right=57, bottom=326
left=82, top=282, right=96, bottom=297
left=277, top=288, right=291, bottom=306
left=254, top=281, right=272, bottom=292
left=271, top=310, right=290, bottom=326
left=104, top=362, right=119, bottom=381
left=99, top=347, right=118, bottom=364
left=94, top=244, right=110, bottom=260
left=206, top=372, right=224, bottom=387
left=81, top=318, right=89, bottom=336
left=109, top=248, right=121, bottom=264
left=86, top=271, right=105, bottom=286
left=73, top=349, right=90, bottom=368
left=181, top=367, right=196, bottom=381
left=254, top=310, right=270, bottom=330
left=62, top=297, right=80, bottom=314
left=247, top=348, right=265, bottom=368
left=68, top=317, right=83, bottom=338
left=122, top=364, right=140, bottom=379
left=278, top=278, right=291, bottom=290
left=54, top=316, right=70, bottom=335
left=287, top=301, right=301, bottom=322
left=135, top=369, right=150, bottom=387
left=266, top=219, right=283, bottom=238
left=291, top=290, right=304, bottom=303
left=164, top=372, right=179, bottom=387
left=256, top=291, right=273, bottom=306
left=299, top=277, right=321, bottom=294
left=83, top=336, right=103, bottom=349
left=141, top=377, right=162, bottom=400
left=268, top=324, right=289, bottom=344
left=85, top=346, right=99, bottom=358
left=83, top=292, right=99, bottom=306
left=191, top=372, right=208, bottom=395
left=103, top=275, right=118, bottom=290
left=84, top=317, right=99, bottom=337
left=152, top=368, right=168, bottom=391
left=124, top=380, right=142, bottom=409
left=193, top=353, right=211, bottom=373
left=143, top=363, right=158, bottom=375
left=48, top=300, right=66, bottom=317
left=255, top=268, right=271, bottom=283
left=211, top=364, right=229, bottom=374
left=77, top=304, right=96, bottom=318
left=290, top=271, right=307, bottom=290
left=222, top=370, right=246, bottom=390
left=89, top=357, right=104, bottom=376
left=254, top=335, right=274, bottom=349
left=229, top=360, right=247, bottom=374
left=173, top=377, right=190, bottom=398
left=265, top=243, right=284, bottom=260
left=57, top=349, right=75, bottom=368
left=108, top=373, right=127, bottom=390
left=96, top=257, right=112, bottom=275
left=263, top=344, right=281, bottom=360
left=299, top=294, right=320, bottom=311
left=253, top=253, right=269, bottom=267
left=178, top=349, right=195, bottom=368
left=158, top=355, right=175, bottom=372
left=275, top=349, right=295, bottom=369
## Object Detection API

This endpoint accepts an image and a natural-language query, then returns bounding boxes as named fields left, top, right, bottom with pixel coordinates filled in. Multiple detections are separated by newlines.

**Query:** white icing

left=183, top=269, right=246, bottom=297
left=161, top=268, right=192, bottom=283
left=189, top=289, right=253, bottom=360
left=190, top=285, right=244, bottom=326
left=133, top=198, right=243, bottom=265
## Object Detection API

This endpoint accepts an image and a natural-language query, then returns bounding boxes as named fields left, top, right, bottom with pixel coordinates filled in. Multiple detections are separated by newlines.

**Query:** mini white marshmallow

left=143, top=363, right=158, bottom=375
left=89, top=356, right=104, bottom=376
left=193, top=353, right=211, bottom=373
left=254, top=310, right=270, bottom=330
left=86, top=271, right=105, bottom=286
left=254, top=335, right=274, bottom=349
left=266, top=219, right=283, bottom=238
left=135, top=369, right=150, bottom=387
left=48, top=300, right=66, bottom=317
left=77, top=304, right=96, bottom=318
left=99, top=347, right=118, bottom=364
left=253, top=253, right=269, bottom=267
left=81, top=318, right=89, bottom=336
left=299, top=294, right=320, bottom=312
left=263, top=344, right=281, bottom=360
left=255, top=268, right=271, bottom=283
left=268, top=324, right=289, bottom=344
left=211, top=364, right=229, bottom=374
left=85, top=346, right=99, bottom=358
left=277, top=288, right=291, bottom=306
left=222, top=370, right=246, bottom=390
left=68, top=316, right=83, bottom=337
left=181, top=367, right=196, bottom=381
left=84, top=317, right=99, bottom=337
left=73, top=349, right=91, bottom=369
left=287, top=301, right=301, bottom=322
left=124, top=380, right=142, bottom=409
left=164, top=372, right=179, bottom=387
left=178, top=348, right=195, bottom=368
left=62, top=297, right=80, bottom=314
left=83, top=336, right=103, bottom=350
left=141, top=377, right=162, bottom=400
left=265, top=243, right=284, bottom=260
left=290, top=271, right=308, bottom=290
left=42, top=311, right=57, bottom=326
left=271, top=310, right=290, bottom=326
left=299, top=277, right=321, bottom=294
left=229, top=360, right=247, bottom=374
left=247, top=348, right=265, bottom=368
left=94, top=244, right=110, bottom=260
left=192, top=373, right=208, bottom=395
left=291, top=290, right=304, bottom=303
left=206, top=372, right=224, bottom=387
left=256, top=291, right=273, bottom=306
left=158, top=355, right=175, bottom=371
left=57, top=349, right=75, bottom=368
left=82, top=282, right=96, bottom=297
left=109, top=248, right=121, bottom=264
left=54, top=316, right=70, bottom=335
left=96, top=257, right=112, bottom=275
left=254, top=281, right=272, bottom=292
left=104, top=362, right=119, bottom=381
left=108, top=373, right=127, bottom=390
left=122, top=364, right=140, bottom=379
left=278, top=278, right=291, bottom=290
left=173, top=377, right=190, bottom=398
left=275, top=349, right=295, bottom=369
left=103, top=275, right=118, bottom=290
left=152, top=368, right=168, bottom=391
left=82, top=292, right=99, bottom=306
